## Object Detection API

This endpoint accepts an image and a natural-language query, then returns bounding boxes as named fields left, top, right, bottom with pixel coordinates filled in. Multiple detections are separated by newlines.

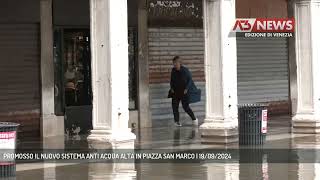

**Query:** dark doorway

left=54, top=28, right=93, bottom=135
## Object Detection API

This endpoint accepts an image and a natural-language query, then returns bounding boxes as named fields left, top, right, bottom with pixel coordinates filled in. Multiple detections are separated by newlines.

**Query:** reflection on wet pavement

left=14, top=162, right=320, bottom=180
left=11, top=115, right=320, bottom=180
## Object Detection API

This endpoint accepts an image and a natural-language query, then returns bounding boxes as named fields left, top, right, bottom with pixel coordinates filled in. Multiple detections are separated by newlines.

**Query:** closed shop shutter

left=0, top=24, right=41, bottom=137
left=237, top=37, right=289, bottom=104
left=148, top=28, right=205, bottom=126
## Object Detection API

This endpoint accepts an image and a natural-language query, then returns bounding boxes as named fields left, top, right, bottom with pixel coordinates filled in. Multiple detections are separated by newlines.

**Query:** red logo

left=233, top=20, right=252, bottom=31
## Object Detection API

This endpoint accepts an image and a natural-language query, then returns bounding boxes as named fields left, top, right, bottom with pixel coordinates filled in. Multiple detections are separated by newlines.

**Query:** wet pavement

left=13, top=161, right=320, bottom=180
left=13, top=163, right=309, bottom=180
left=7, top=115, right=320, bottom=180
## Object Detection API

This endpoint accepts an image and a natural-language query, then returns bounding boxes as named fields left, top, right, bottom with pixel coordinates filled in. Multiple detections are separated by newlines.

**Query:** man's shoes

left=174, top=122, right=182, bottom=127
left=192, top=118, right=199, bottom=126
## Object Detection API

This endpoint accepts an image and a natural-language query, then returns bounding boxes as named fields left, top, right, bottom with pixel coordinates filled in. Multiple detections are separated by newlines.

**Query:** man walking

left=169, top=56, right=199, bottom=127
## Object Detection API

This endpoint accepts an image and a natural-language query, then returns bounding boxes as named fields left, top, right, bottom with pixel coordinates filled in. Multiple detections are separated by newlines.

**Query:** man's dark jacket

left=169, top=65, right=201, bottom=103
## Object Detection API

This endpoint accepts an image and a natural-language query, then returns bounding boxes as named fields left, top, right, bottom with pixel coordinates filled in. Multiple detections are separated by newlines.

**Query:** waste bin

left=0, top=122, right=19, bottom=177
left=238, top=104, right=268, bottom=145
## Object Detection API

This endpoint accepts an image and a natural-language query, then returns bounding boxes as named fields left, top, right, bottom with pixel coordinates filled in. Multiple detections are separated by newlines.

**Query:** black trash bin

left=0, top=122, right=19, bottom=177
left=238, top=104, right=268, bottom=145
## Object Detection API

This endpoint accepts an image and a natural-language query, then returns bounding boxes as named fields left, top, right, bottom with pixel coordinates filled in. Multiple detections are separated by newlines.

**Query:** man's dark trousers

left=172, top=95, right=196, bottom=123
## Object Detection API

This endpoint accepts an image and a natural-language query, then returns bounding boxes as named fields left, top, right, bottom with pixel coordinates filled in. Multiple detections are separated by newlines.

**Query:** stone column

left=137, top=0, right=151, bottom=128
left=40, top=3, right=64, bottom=178
left=88, top=0, right=136, bottom=149
left=291, top=0, right=320, bottom=133
left=40, top=0, right=65, bottom=139
left=200, top=0, right=238, bottom=144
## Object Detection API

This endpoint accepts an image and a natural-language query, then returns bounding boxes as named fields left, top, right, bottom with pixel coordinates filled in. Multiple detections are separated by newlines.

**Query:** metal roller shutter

left=148, top=28, right=205, bottom=126
left=0, top=24, right=41, bottom=137
left=237, top=37, right=289, bottom=104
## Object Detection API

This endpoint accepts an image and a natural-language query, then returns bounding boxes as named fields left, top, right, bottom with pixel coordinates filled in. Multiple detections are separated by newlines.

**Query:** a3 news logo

left=231, top=18, right=295, bottom=38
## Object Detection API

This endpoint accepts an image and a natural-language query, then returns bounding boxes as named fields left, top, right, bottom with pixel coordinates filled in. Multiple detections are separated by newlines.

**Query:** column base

left=292, top=114, right=320, bottom=134
left=292, top=134, right=320, bottom=149
left=200, top=119, right=238, bottom=144
left=129, top=110, right=139, bottom=129
left=88, top=129, right=136, bottom=149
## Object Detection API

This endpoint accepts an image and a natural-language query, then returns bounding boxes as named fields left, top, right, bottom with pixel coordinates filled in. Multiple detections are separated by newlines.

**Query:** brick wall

left=267, top=101, right=290, bottom=116
left=236, top=0, right=288, bottom=18
left=0, top=111, right=40, bottom=138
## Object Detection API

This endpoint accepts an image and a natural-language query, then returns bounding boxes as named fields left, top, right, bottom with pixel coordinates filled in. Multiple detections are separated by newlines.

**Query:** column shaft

left=200, top=0, right=238, bottom=144
left=137, top=0, right=151, bottom=128
left=40, top=0, right=64, bottom=138
left=88, top=0, right=136, bottom=148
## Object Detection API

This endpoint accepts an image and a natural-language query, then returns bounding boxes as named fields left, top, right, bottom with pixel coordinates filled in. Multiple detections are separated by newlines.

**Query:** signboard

left=261, top=110, right=268, bottom=134
left=0, top=131, right=16, bottom=149
left=231, top=18, right=295, bottom=38
left=148, top=0, right=203, bottom=27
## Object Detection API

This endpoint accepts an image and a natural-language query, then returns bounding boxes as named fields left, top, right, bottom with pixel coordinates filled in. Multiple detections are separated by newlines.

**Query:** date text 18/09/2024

left=135, top=153, right=232, bottom=160
left=3, top=152, right=233, bottom=161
